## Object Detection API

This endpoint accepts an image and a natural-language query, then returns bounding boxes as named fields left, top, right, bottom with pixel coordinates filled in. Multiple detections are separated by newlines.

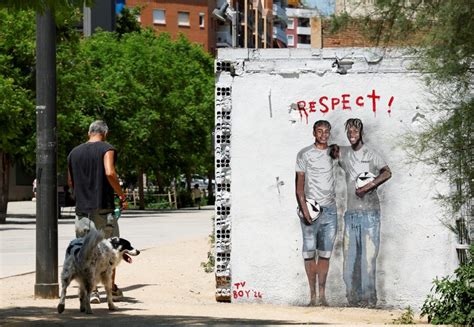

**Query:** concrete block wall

left=214, top=48, right=458, bottom=309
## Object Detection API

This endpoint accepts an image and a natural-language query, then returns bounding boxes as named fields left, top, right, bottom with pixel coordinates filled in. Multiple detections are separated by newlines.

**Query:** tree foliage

left=0, top=6, right=214, bottom=215
left=370, top=0, right=473, bottom=89
left=361, top=1, right=473, bottom=322
left=421, top=244, right=474, bottom=325
left=0, top=9, right=35, bottom=163
left=368, top=0, right=473, bottom=220
left=58, top=29, right=214, bottom=189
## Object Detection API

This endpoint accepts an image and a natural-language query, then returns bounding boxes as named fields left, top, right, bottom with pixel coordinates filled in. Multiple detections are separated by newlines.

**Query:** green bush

left=177, top=190, right=193, bottom=208
left=201, top=216, right=215, bottom=273
left=421, top=244, right=474, bottom=325
left=392, top=306, right=415, bottom=324
left=147, top=199, right=172, bottom=209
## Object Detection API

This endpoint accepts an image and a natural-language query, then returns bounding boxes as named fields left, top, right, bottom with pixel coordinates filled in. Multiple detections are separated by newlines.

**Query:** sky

left=303, top=0, right=336, bottom=16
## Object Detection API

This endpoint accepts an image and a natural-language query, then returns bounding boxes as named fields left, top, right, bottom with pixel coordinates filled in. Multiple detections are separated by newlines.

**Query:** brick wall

left=321, top=19, right=421, bottom=48
left=127, top=0, right=217, bottom=54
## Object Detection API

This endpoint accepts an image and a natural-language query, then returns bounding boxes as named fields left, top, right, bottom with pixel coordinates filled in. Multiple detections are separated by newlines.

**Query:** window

left=287, top=34, right=294, bottom=46
left=136, top=15, right=141, bottom=23
left=287, top=18, right=294, bottom=29
left=199, top=13, right=205, bottom=28
left=298, top=34, right=311, bottom=44
left=178, top=11, right=190, bottom=27
left=298, top=17, right=310, bottom=27
left=153, top=9, right=165, bottom=24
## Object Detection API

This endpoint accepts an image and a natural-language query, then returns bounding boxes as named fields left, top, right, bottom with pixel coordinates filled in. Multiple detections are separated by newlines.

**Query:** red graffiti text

left=295, top=90, right=395, bottom=123
left=233, top=281, right=263, bottom=300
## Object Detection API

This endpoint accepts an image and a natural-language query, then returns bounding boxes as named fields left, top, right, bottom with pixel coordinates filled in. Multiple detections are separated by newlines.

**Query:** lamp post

left=35, top=7, right=59, bottom=299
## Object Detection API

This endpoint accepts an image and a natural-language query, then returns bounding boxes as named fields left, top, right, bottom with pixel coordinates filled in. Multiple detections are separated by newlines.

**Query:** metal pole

left=231, top=11, right=237, bottom=48
left=35, top=8, right=59, bottom=299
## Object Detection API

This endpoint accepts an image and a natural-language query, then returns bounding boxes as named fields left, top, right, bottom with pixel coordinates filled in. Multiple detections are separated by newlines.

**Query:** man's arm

left=295, top=171, right=312, bottom=225
left=104, top=150, right=128, bottom=210
left=356, top=165, right=392, bottom=197
left=67, top=167, right=74, bottom=190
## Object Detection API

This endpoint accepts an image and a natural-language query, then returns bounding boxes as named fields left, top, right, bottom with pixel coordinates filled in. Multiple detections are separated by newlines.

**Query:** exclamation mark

left=387, top=96, right=395, bottom=116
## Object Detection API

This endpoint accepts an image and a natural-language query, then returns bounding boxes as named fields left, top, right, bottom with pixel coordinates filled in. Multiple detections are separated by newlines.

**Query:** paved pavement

left=0, top=201, right=413, bottom=325
left=0, top=201, right=213, bottom=278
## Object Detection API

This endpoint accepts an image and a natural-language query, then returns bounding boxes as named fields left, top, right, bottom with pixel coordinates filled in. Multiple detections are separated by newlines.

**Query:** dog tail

left=77, top=229, right=104, bottom=266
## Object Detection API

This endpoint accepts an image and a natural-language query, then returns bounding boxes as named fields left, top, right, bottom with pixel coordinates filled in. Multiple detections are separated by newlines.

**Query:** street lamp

left=212, top=2, right=238, bottom=48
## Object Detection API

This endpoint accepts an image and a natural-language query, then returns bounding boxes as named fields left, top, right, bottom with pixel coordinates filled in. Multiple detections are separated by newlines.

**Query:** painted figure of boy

left=332, top=118, right=392, bottom=307
left=295, top=120, right=338, bottom=306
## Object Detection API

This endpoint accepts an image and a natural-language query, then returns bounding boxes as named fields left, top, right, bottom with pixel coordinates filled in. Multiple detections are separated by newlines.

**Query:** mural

left=214, top=49, right=458, bottom=308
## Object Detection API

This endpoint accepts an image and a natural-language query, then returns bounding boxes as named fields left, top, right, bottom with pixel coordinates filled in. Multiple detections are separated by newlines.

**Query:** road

left=0, top=201, right=213, bottom=278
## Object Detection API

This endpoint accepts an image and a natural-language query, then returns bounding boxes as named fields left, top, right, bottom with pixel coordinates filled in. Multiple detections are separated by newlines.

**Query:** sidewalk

left=0, top=202, right=423, bottom=325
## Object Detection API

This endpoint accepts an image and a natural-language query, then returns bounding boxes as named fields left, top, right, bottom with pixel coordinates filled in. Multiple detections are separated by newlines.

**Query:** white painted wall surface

left=216, top=48, right=458, bottom=309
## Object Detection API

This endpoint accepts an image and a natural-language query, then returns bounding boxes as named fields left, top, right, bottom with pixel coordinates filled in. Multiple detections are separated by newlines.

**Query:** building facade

left=125, top=0, right=288, bottom=53
left=126, top=0, right=218, bottom=54
left=285, top=7, right=320, bottom=48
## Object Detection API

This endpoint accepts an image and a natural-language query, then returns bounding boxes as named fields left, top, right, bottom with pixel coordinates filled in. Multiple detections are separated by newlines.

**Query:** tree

left=369, top=0, right=473, bottom=230
left=57, top=29, right=214, bottom=209
left=0, top=1, right=87, bottom=224
left=363, top=1, right=473, bottom=322
left=0, top=9, right=36, bottom=223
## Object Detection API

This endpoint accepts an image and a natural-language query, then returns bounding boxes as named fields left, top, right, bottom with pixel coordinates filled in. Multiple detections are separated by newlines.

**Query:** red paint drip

left=388, top=96, right=395, bottom=116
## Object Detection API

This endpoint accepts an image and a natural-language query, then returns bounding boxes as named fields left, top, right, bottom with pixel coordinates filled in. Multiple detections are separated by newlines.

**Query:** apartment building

left=216, top=0, right=278, bottom=48
left=124, top=0, right=288, bottom=52
left=272, top=0, right=288, bottom=48
left=125, top=0, right=217, bottom=54
left=285, top=7, right=320, bottom=48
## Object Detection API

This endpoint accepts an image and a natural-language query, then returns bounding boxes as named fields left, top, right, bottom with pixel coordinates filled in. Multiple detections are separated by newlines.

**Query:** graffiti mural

left=215, top=49, right=458, bottom=309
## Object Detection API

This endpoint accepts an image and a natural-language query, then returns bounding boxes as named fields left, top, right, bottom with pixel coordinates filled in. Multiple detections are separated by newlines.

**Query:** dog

left=57, top=229, right=140, bottom=314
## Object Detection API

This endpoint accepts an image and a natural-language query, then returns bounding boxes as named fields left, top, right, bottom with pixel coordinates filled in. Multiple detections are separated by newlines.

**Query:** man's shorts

left=75, top=209, right=120, bottom=239
left=300, top=204, right=337, bottom=259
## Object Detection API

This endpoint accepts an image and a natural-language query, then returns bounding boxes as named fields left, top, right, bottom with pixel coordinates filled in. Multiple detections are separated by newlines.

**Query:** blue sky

left=303, top=0, right=336, bottom=16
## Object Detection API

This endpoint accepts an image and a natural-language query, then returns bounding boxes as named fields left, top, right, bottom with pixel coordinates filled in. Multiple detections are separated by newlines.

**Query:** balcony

left=297, top=43, right=311, bottom=48
left=273, top=3, right=288, bottom=25
left=273, top=26, right=288, bottom=45
left=297, top=26, right=311, bottom=35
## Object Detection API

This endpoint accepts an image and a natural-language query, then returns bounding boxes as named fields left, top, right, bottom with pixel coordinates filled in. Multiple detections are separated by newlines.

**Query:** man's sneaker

left=90, top=290, right=100, bottom=304
left=112, top=285, right=123, bottom=300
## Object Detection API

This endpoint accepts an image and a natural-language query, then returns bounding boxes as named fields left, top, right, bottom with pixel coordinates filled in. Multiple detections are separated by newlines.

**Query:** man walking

left=295, top=120, right=338, bottom=306
left=335, top=118, right=392, bottom=307
left=68, top=120, right=128, bottom=303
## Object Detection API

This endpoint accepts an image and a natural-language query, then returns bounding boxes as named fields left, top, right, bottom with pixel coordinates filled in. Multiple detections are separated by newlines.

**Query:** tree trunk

left=207, top=168, right=215, bottom=205
left=138, top=170, right=145, bottom=210
left=155, top=169, right=165, bottom=194
left=185, top=172, right=192, bottom=192
left=0, top=152, right=10, bottom=224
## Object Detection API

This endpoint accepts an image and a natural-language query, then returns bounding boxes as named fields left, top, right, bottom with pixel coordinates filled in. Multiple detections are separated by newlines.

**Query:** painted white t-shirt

left=295, top=144, right=337, bottom=207
left=339, top=145, right=387, bottom=211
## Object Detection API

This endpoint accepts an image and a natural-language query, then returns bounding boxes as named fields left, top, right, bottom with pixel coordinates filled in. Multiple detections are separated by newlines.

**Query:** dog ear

left=110, top=237, right=121, bottom=249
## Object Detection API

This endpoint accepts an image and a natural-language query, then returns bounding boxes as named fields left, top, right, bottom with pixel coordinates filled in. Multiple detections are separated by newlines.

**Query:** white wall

left=215, top=48, right=458, bottom=309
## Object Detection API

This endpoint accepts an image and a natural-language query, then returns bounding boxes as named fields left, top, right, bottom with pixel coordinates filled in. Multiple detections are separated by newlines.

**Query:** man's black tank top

left=67, top=141, right=116, bottom=214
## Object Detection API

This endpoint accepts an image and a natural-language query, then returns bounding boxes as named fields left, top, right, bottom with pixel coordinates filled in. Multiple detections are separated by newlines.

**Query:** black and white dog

left=57, top=229, right=140, bottom=314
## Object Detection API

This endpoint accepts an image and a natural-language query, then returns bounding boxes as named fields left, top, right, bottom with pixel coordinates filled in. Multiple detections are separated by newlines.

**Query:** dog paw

left=85, top=309, right=93, bottom=314
left=108, top=304, right=118, bottom=311
left=57, top=303, right=65, bottom=313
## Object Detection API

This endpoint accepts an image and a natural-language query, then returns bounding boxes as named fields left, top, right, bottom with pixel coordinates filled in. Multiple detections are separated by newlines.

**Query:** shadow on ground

left=0, top=306, right=323, bottom=326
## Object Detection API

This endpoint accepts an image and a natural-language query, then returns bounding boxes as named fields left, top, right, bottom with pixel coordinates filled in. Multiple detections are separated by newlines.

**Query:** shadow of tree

left=0, top=306, right=324, bottom=326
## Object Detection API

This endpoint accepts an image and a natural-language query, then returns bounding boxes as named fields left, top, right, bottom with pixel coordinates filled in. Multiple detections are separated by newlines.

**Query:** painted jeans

left=343, top=210, right=380, bottom=307
left=300, top=204, right=338, bottom=259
